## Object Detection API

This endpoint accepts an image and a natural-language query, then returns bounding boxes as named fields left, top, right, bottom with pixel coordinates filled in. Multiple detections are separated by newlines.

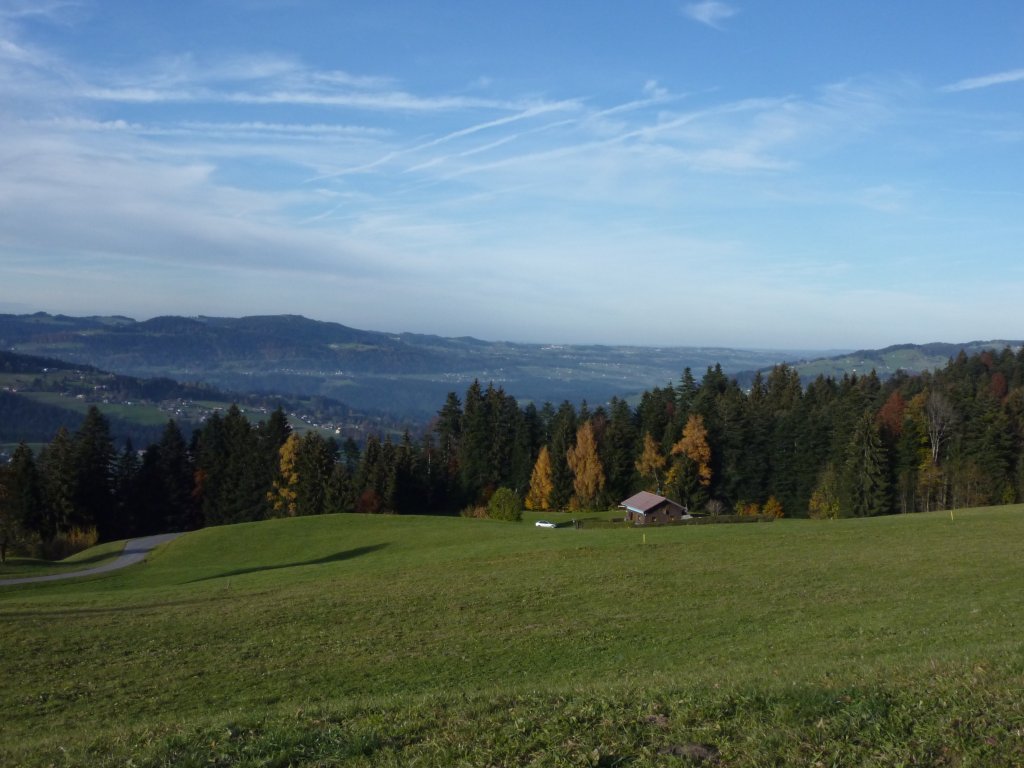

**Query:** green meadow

left=2, top=509, right=1023, bottom=766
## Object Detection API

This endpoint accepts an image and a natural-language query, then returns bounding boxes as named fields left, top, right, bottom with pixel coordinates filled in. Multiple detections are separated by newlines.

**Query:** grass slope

left=2, top=509, right=1023, bottom=765
left=0, top=539, right=126, bottom=578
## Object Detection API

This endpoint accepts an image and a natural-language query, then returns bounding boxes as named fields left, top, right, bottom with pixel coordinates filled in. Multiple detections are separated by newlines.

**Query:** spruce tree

left=2, top=443, right=43, bottom=554
left=73, top=406, right=115, bottom=538
left=548, top=401, right=577, bottom=509
left=841, top=412, right=891, bottom=517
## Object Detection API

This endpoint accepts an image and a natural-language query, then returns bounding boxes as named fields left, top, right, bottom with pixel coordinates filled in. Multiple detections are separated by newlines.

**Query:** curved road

left=0, top=532, right=183, bottom=587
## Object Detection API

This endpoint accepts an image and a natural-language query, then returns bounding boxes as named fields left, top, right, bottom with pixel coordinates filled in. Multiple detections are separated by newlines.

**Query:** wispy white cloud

left=79, top=82, right=525, bottom=112
left=941, top=68, right=1024, bottom=92
left=0, top=0, right=79, bottom=23
left=310, top=100, right=581, bottom=180
left=683, top=1, right=738, bottom=29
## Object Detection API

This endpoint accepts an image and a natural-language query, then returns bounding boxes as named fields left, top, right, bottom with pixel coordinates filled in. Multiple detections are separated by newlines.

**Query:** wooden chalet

left=619, top=491, right=690, bottom=525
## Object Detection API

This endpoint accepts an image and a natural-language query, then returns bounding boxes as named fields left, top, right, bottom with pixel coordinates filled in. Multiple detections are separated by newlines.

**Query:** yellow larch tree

left=525, top=445, right=554, bottom=511
left=635, top=432, right=666, bottom=493
left=268, top=432, right=301, bottom=516
left=567, top=421, right=605, bottom=510
left=672, top=413, right=712, bottom=487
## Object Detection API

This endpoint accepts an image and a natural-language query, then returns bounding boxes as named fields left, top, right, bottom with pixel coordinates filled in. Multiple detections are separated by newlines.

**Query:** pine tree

left=458, top=380, right=491, bottom=502
left=73, top=406, right=115, bottom=538
left=111, top=441, right=141, bottom=537
left=38, top=427, right=76, bottom=540
left=1, top=443, right=43, bottom=557
left=294, top=432, right=337, bottom=516
left=510, top=402, right=542, bottom=495
left=841, top=412, right=890, bottom=517
left=601, top=397, right=638, bottom=501
left=354, top=435, right=389, bottom=513
left=433, top=392, right=463, bottom=510
left=548, top=401, right=577, bottom=509
left=155, top=420, right=196, bottom=531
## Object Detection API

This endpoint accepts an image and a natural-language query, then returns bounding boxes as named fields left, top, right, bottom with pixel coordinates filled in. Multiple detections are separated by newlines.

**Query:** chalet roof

left=619, top=491, right=685, bottom=514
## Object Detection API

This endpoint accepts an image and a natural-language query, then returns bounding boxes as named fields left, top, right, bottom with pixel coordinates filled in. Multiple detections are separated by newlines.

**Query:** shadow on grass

left=190, top=543, right=389, bottom=583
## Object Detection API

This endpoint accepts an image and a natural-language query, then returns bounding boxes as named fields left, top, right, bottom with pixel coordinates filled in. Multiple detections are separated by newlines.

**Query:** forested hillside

left=0, top=350, right=395, bottom=453
left=3, top=346, right=1023, bottom=559
left=0, top=312, right=806, bottom=419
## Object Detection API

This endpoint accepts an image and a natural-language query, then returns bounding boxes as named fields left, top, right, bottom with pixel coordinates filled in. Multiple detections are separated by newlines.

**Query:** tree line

left=3, top=347, right=1024, bottom=560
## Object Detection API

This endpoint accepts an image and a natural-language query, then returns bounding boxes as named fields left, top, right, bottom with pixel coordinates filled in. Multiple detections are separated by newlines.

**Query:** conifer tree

left=269, top=432, right=301, bottom=516
left=111, top=441, right=141, bottom=537
left=548, top=401, right=577, bottom=509
left=601, top=397, right=638, bottom=501
left=38, top=427, right=76, bottom=540
left=567, top=421, right=605, bottom=510
left=841, top=412, right=890, bottom=517
left=294, top=432, right=337, bottom=516
left=635, top=432, right=666, bottom=494
left=1, top=443, right=43, bottom=557
left=73, top=406, right=115, bottom=538
left=458, top=381, right=496, bottom=502
left=155, top=420, right=197, bottom=531
left=525, top=446, right=554, bottom=511
left=670, top=413, right=713, bottom=508
left=510, top=402, right=542, bottom=494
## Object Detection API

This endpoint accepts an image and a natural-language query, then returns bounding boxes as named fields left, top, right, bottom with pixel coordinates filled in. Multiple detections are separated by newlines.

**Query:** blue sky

left=1, top=1, right=1022, bottom=349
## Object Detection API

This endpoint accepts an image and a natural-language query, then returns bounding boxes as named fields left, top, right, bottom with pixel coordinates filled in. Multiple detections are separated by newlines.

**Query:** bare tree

left=925, top=391, right=956, bottom=466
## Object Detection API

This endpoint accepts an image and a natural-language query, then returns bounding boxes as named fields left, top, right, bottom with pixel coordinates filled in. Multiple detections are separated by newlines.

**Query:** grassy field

left=0, top=539, right=126, bottom=578
left=2, top=508, right=1023, bottom=766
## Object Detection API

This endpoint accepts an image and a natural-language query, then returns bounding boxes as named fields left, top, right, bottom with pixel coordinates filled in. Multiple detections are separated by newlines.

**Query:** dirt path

left=0, top=532, right=184, bottom=587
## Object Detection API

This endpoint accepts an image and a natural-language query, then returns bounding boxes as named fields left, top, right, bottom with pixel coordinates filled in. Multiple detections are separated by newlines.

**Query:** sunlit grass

left=2, top=507, right=1023, bottom=765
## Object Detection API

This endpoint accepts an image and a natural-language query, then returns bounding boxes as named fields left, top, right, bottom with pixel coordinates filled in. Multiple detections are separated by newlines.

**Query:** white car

left=534, top=520, right=557, bottom=528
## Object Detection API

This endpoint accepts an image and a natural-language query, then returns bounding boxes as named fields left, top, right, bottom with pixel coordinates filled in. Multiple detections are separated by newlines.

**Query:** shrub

left=487, top=488, right=523, bottom=522
left=35, top=526, right=99, bottom=560
left=736, top=500, right=761, bottom=517
left=763, top=495, right=784, bottom=519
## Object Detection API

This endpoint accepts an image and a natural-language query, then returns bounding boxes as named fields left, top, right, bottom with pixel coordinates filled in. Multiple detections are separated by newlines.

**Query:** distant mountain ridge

left=776, top=340, right=1024, bottom=382
left=2, top=312, right=1018, bottom=420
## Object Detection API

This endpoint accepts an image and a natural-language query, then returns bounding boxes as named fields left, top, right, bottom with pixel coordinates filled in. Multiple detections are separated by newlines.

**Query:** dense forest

left=2, top=346, right=1023, bottom=559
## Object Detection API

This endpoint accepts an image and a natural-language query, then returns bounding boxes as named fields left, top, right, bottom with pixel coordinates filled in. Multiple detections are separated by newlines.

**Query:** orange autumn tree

left=672, top=414, right=712, bottom=486
left=525, top=445, right=554, bottom=511
left=567, top=421, right=605, bottom=510
left=669, top=413, right=712, bottom=507
left=635, top=432, right=666, bottom=493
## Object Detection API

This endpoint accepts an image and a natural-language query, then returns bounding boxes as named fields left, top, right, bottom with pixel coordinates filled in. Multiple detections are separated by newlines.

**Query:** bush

left=763, top=495, right=784, bottom=519
left=487, top=488, right=522, bottom=522
left=35, top=526, right=99, bottom=560
left=736, top=500, right=761, bottom=517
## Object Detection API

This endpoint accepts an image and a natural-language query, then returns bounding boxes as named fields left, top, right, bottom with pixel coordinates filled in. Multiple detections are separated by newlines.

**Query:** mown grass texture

left=2, top=507, right=1023, bottom=765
